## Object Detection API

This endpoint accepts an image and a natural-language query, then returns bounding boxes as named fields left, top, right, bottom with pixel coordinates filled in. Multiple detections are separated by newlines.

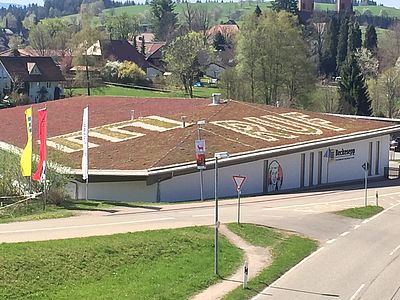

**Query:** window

left=300, top=153, right=305, bottom=188
left=317, top=151, right=322, bottom=185
left=309, top=152, right=314, bottom=186
left=47, top=82, right=51, bottom=88
left=368, top=142, right=373, bottom=176
left=375, top=141, right=380, bottom=175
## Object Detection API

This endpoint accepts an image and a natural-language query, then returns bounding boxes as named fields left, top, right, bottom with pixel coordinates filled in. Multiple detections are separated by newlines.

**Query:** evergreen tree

left=213, top=31, right=226, bottom=50
left=255, top=5, right=262, bottom=17
left=271, top=0, right=298, bottom=16
left=150, top=0, right=178, bottom=41
left=348, top=21, right=362, bottom=52
left=364, top=24, right=378, bottom=52
left=321, top=16, right=339, bottom=76
left=140, top=36, right=146, bottom=55
left=336, top=16, right=349, bottom=73
left=338, top=54, right=371, bottom=116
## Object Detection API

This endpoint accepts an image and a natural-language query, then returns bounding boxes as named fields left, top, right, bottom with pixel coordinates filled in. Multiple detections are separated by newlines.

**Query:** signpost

left=214, top=151, right=229, bottom=275
left=233, top=175, right=247, bottom=224
left=362, top=162, right=370, bottom=206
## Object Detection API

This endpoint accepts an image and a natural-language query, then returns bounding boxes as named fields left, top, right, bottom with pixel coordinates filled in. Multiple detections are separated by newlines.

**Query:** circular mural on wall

left=268, top=160, right=283, bottom=192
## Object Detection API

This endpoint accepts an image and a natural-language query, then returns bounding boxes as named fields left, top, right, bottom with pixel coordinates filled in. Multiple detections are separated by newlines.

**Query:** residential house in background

left=86, top=39, right=162, bottom=78
left=143, top=41, right=166, bottom=71
left=0, top=56, right=65, bottom=102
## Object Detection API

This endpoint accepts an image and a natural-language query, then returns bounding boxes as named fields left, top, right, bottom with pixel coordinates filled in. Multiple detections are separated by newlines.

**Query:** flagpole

left=43, top=106, right=47, bottom=210
left=86, top=105, right=89, bottom=201
left=29, top=106, right=33, bottom=197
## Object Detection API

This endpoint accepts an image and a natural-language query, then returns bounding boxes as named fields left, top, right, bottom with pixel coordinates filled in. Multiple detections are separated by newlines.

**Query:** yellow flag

left=20, top=107, right=32, bottom=177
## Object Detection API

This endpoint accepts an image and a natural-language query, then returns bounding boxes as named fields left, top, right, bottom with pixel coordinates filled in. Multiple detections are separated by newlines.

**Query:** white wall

left=30, top=82, right=63, bottom=102
left=159, top=135, right=390, bottom=202
left=72, top=180, right=158, bottom=202
left=67, top=135, right=390, bottom=203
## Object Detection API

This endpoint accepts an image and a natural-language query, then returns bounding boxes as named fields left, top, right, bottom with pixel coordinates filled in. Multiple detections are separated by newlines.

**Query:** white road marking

left=294, top=209, right=316, bottom=213
left=340, top=231, right=350, bottom=237
left=192, top=214, right=214, bottom=218
left=349, top=284, right=365, bottom=300
left=326, top=239, right=337, bottom=244
left=390, top=245, right=400, bottom=256
left=252, top=247, right=325, bottom=300
left=0, top=217, right=176, bottom=234
left=354, top=225, right=361, bottom=230
left=362, top=220, right=369, bottom=224
left=262, top=191, right=400, bottom=211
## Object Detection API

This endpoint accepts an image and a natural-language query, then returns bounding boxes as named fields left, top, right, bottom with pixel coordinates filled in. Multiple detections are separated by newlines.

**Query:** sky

left=4, top=0, right=400, bottom=8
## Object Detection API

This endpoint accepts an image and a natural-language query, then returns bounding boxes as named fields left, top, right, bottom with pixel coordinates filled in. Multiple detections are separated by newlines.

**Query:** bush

left=8, top=92, right=31, bottom=106
left=102, top=61, right=122, bottom=82
left=117, top=61, right=147, bottom=85
left=0, top=150, right=71, bottom=204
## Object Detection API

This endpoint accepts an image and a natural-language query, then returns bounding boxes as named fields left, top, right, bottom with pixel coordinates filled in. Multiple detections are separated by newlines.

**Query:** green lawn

left=0, top=226, right=242, bottom=300
left=315, top=3, right=400, bottom=18
left=72, top=85, right=222, bottom=98
left=336, top=205, right=384, bottom=219
left=103, top=2, right=272, bottom=23
left=223, top=223, right=318, bottom=300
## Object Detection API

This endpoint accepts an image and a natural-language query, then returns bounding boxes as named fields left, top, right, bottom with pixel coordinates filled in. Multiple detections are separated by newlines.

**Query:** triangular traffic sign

left=233, top=175, right=246, bottom=191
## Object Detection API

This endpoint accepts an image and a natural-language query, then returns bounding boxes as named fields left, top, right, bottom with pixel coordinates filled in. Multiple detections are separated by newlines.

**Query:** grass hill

left=315, top=3, right=400, bottom=18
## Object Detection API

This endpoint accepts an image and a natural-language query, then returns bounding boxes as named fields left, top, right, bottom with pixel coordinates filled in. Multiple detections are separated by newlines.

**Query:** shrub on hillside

left=117, top=61, right=147, bottom=85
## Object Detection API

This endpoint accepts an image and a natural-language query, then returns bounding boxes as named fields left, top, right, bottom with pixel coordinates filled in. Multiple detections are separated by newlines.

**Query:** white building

left=0, top=96, right=397, bottom=203
left=0, top=56, right=65, bottom=102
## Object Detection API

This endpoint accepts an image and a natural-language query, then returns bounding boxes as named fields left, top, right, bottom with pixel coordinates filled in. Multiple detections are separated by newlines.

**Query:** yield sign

left=233, top=175, right=247, bottom=192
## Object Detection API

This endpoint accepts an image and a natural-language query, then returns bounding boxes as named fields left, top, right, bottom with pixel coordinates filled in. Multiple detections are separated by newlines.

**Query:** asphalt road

left=1, top=180, right=400, bottom=300
left=254, top=196, right=400, bottom=300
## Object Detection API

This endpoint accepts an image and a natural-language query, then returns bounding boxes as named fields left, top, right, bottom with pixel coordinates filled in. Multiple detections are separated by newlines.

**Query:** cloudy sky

left=5, top=0, right=400, bottom=8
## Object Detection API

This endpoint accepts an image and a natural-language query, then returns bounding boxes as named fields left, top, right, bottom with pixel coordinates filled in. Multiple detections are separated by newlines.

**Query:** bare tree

left=181, top=2, right=195, bottom=32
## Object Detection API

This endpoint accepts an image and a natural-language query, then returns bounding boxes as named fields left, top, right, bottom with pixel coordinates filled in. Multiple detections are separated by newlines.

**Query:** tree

left=338, top=54, right=371, bottom=116
left=150, top=0, right=178, bottom=41
left=354, top=48, right=379, bottom=79
left=181, top=2, right=195, bottom=32
left=271, top=0, right=298, bottom=16
left=140, top=36, right=146, bottom=55
left=213, top=31, right=226, bottom=51
left=364, top=24, right=378, bottom=53
left=117, top=61, right=147, bottom=85
left=255, top=5, right=262, bottom=17
left=377, top=67, right=400, bottom=118
left=347, top=21, right=362, bottom=53
left=321, top=16, right=339, bottom=76
left=164, top=31, right=212, bottom=98
left=378, top=23, right=400, bottom=70
left=235, top=11, right=314, bottom=106
left=336, top=16, right=349, bottom=73
left=103, top=12, right=140, bottom=40
left=28, top=23, right=52, bottom=56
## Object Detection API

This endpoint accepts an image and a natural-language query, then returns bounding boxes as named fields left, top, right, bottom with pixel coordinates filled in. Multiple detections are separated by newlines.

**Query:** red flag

left=33, top=108, right=47, bottom=181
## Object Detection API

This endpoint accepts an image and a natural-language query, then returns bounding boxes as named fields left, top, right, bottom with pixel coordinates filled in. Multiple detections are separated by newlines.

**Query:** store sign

left=334, top=148, right=356, bottom=161
left=195, top=140, right=206, bottom=169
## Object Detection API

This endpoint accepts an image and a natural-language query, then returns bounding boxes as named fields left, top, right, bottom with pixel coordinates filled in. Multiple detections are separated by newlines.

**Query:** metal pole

left=214, top=156, right=219, bottom=275
left=364, top=167, right=368, bottom=207
left=237, top=190, right=241, bottom=224
left=326, top=156, right=329, bottom=184
left=198, top=125, right=204, bottom=201
left=85, top=178, right=89, bottom=201
left=85, top=52, right=90, bottom=96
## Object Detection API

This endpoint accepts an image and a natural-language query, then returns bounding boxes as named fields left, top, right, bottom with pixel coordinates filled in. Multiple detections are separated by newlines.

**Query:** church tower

left=298, top=0, right=314, bottom=22
left=336, top=0, right=353, bottom=13
left=298, top=0, right=314, bottom=13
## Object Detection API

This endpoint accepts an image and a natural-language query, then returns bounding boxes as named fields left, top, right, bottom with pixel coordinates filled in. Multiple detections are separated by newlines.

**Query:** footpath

left=190, top=224, right=271, bottom=300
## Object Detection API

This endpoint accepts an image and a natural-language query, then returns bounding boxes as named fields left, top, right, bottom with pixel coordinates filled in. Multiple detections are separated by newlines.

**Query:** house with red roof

left=0, top=95, right=398, bottom=202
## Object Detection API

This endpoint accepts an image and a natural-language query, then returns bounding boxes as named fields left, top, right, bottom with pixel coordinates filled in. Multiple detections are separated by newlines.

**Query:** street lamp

left=214, top=151, right=229, bottom=275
